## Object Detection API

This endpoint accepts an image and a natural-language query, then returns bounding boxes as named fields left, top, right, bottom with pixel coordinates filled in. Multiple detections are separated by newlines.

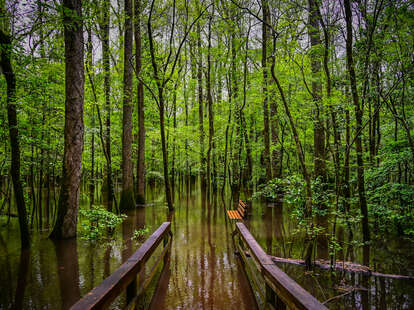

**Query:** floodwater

left=0, top=186, right=413, bottom=309
left=0, top=187, right=256, bottom=310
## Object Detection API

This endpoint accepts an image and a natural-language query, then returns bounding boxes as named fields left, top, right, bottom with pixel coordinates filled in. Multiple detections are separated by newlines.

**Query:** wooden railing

left=234, top=222, right=328, bottom=310
left=70, top=222, right=172, bottom=310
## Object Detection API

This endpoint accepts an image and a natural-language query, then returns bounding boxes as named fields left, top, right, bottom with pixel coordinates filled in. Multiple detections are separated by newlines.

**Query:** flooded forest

left=0, top=0, right=413, bottom=309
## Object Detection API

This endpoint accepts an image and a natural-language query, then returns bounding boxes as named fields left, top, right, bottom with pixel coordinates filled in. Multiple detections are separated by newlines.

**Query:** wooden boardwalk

left=234, top=222, right=328, bottom=310
left=70, top=220, right=327, bottom=310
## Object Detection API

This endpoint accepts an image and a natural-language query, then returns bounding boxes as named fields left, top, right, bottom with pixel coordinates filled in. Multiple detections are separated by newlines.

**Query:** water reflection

left=0, top=187, right=413, bottom=309
left=150, top=191, right=257, bottom=310
left=13, top=249, right=30, bottom=310
left=54, top=239, right=81, bottom=310
left=248, top=199, right=414, bottom=309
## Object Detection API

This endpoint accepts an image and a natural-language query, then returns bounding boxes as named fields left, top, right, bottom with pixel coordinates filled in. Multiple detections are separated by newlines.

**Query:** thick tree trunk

left=134, top=0, right=145, bottom=205
left=50, top=0, right=84, bottom=239
left=120, top=0, right=136, bottom=211
left=0, top=29, right=30, bottom=248
left=344, top=0, right=370, bottom=267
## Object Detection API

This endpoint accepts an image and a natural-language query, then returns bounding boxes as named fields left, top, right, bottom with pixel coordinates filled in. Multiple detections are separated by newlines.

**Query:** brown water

left=0, top=188, right=256, bottom=310
left=0, top=187, right=413, bottom=309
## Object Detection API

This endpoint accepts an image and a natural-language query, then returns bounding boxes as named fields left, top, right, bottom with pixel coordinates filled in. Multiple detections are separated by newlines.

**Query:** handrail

left=235, top=222, right=328, bottom=310
left=70, top=222, right=172, bottom=310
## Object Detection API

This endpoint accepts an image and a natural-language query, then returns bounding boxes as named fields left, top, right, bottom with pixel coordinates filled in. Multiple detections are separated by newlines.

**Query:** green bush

left=79, top=206, right=127, bottom=241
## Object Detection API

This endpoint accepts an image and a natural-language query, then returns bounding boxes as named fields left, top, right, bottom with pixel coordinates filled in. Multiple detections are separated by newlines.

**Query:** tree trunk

left=0, top=28, right=30, bottom=248
left=147, top=0, right=173, bottom=211
left=344, top=0, right=370, bottom=267
left=171, top=82, right=178, bottom=201
left=101, top=0, right=113, bottom=212
left=120, top=0, right=136, bottom=211
left=308, top=0, right=327, bottom=259
left=87, top=19, right=95, bottom=208
left=50, top=0, right=84, bottom=239
left=206, top=9, right=214, bottom=200
left=134, top=0, right=145, bottom=205
left=270, top=34, right=314, bottom=269
left=197, top=23, right=206, bottom=196
left=230, top=25, right=241, bottom=204
left=262, top=0, right=272, bottom=182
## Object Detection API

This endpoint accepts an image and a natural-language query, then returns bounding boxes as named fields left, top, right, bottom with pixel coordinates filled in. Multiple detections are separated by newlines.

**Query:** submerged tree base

left=120, top=189, right=136, bottom=212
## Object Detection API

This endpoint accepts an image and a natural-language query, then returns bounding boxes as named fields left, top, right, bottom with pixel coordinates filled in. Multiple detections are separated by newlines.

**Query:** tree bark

left=147, top=0, right=173, bottom=211
left=101, top=0, right=113, bottom=212
left=308, top=0, right=328, bottom=259
left=120, top=0, right=136, bottom=211
left=0, top=28, right=30, bottom=248
left=262, top=0, right=272, bottom=182
left=230, top=21, right=241, bottom=204
left=50, top=0, right=84, bottom=239
left=344, top=0, right=370, bottom=267
left=206, top=8, right=215, bottom=200
left=197, top=22, right=206, bottom=196
left=87, top=18, right=95, bottom=208
left=134, top=0, right=145, bottom=205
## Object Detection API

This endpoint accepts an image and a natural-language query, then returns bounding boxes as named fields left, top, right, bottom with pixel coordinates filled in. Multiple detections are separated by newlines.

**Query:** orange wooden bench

left=227, top=200, right=248, bottom=220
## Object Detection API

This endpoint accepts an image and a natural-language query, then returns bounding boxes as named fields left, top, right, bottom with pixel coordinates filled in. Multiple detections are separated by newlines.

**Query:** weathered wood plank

left=235, top=222, right=328, bottom=310
left=70, top=222, right=171, bottom=310
left=227, top=200, right=247, bottom=220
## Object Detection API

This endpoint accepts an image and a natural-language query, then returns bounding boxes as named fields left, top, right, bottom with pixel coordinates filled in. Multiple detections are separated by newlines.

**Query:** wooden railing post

left=163, top=232, right=170, bottom=264
left=265, top=282, right=275, bottom=306
left=70, top=222, right=171, bottom=310
left=235, top=222, right=328, bottom=310
left=126, top=277, right=137, bottom=305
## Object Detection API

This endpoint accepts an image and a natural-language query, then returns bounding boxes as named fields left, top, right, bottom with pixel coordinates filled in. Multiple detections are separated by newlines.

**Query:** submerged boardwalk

left=72, top=203, right=327, bottom=310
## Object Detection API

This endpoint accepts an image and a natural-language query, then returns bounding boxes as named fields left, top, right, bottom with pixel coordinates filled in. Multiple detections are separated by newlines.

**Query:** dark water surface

left=1, top=187, right=413, bottom=309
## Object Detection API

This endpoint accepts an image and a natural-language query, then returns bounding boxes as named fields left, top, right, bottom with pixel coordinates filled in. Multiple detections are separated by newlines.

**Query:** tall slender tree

left=308, top=0, right=327, bottom=257
left=344, top=0, right=370, bottom=267
left=261, top=0, right=272, bottom=182
left=0, top=25, right=30, bottom=248
left=134, top=0, right=146, bottom=205
left=99, top=0, right=114, bottom=212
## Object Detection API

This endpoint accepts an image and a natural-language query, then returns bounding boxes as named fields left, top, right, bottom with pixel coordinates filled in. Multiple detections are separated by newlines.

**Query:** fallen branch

left=270, top=255, right=414, bottom=280
left=322, top=287, right=367, bottom=305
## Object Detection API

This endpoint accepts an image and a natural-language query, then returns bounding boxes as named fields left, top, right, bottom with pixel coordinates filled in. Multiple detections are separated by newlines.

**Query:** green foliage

left=146, top=170, right=164, bottom=185
left=366, top=141, right=414, bottom=237
left=79, top=206, right=126, bottom=241
left=253, top=175, right=333, bottom=220
left=131, top=227, right=150, bottom=241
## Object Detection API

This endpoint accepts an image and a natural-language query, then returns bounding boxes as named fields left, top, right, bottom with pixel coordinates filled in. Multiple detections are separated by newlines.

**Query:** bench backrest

left=238, top=200, right=248, bottom=218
